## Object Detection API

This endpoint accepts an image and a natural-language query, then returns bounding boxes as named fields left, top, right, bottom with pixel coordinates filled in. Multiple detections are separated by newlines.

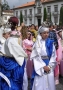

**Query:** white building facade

left=2, top=10, right=14, bottom=24
left=13, top=0, right=63, bottom=26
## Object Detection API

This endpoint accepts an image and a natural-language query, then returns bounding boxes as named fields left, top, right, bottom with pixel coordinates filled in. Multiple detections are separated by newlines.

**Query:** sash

left=42, top=38, right=54, bottom=66
left=46, top=38, right=53, bottom=59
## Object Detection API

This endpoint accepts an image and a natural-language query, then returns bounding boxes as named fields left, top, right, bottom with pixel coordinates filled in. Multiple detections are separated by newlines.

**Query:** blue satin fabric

left=31, top=38, right=54, bottom=90
left=43, top=38, right=53, bottom=66
left=46, top=38, right=53, bottom=59
left=0, top=56, right=25, bottom=90
left=43, top=59, right=50, bottom=66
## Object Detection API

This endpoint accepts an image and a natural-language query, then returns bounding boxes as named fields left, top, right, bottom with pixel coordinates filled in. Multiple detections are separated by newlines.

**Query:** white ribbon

left=0, top=72, right=11, bottom=87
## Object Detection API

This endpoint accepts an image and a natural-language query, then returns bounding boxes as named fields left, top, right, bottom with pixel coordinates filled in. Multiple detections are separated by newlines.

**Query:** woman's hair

left=31, top=32, right=35, bottom=38
left=20, top=26, right=27, bottom=40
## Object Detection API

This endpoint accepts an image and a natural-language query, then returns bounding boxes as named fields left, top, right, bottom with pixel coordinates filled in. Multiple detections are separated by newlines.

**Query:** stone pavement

left=56, top=76, right=63, bottom=90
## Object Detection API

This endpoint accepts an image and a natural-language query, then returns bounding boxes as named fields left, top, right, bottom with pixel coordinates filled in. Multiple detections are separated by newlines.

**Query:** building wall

left=14, top=1, right=63, bottom=26
left=14, top=6, right=35, bottom=26
left=2, top=12, right=14, bottom=24
left=44, top=1, right=63, bottom=25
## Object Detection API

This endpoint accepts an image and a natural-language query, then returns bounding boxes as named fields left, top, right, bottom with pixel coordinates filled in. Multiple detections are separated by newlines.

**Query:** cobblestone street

left=56, top=76, right=63, bottom=90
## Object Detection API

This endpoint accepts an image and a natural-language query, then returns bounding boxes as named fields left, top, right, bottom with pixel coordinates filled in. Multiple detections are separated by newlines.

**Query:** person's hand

left=26, top=47, right=32, bottom=52
left=21, top=23, right=25, bottom=27
left=43, top=66, right=50, bottom=73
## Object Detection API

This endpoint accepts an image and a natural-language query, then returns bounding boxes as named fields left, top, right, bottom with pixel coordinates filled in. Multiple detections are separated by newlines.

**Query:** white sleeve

left=33, top=56, right=46, bottom=76
left=7, top=38, right=28, bottom=66
left=31, top=41, right=46, bottom=76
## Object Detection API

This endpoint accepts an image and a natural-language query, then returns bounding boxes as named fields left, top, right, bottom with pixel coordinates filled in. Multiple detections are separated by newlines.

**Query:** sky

left=2, top=0, right=33, bottom=9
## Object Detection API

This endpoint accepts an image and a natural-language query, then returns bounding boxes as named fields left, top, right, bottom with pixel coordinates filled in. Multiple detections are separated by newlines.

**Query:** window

left=54, top=16, right=58, bottom=24
left=5, top=16, right=7, bottom=20
left=47, top=6, right=51, bottom=13
left=54, top=5, right=58, bottom=12
left=37, top=1, right=41, bottom=6
left=29, top=9, right=32, bottom=15
left=29, top=18, right=32, bottom=24
left=24, top=19, right=27, bottom=24
left=20, top=10, right=22, bottom=14
left=37, top=8, right=41, bottom=13
left=61, top=4, right=63, bottom=7
left=24, top=10, right=27, bottom=16
left=16, top=11, right=18, bottom=17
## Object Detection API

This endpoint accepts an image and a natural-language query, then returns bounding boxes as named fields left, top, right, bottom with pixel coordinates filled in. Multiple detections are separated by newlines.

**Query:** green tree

left=43, top=7, right=47, bottom=21
left=59, top=6, right=63, bottom=25
left=20, top=11, right=23, bottom=25
left=2, top=0, right=10, bottom=11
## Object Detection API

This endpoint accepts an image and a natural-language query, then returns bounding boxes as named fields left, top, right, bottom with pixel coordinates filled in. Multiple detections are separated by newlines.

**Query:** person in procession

left=48, top=25, right=58, bottom=50
left=23, top=31, right=33, bottom=78
left=0, top=27, right=11, bottom=90
left=54, top=28, right=62, bottom=85
left=0, top=17, right=28, bottom=90
left=30, top=26, right=56, bottom=90
left=57, top=29, right=63, bottom=77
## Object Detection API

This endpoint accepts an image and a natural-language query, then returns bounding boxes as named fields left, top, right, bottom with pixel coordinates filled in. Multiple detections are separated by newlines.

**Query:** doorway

left=37, top=18, right=41, bottom=27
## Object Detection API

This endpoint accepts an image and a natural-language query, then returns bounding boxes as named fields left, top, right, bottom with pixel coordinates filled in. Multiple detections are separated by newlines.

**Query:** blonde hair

left=20, top=26, right=27, bottom=40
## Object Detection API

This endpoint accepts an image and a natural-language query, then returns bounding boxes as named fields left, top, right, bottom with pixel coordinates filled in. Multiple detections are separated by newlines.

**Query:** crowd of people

left=0, top=16, right=63, bottom=90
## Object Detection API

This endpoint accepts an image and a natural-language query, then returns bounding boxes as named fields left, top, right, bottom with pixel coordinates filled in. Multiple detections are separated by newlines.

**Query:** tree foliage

left=59, top=6, right=63, bottom=25
left=43, top=7, right=47, bottom=21
left=2, top=0, right=10, bottom=11
left=20, top=11, right=23, bottom=25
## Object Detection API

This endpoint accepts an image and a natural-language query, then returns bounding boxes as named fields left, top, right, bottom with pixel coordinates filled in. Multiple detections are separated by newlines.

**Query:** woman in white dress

left=30, top=26, right=56, bottom=90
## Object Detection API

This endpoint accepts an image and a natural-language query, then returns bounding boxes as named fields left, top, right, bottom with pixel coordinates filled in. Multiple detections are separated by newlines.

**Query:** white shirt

left=4, top=37, right=28, bottom=66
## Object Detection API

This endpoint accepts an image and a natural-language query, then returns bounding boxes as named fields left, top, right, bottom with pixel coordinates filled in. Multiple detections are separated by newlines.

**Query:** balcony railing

left=52, top=11, right=59, bottom=16
left=35, top=13, right=42, bottom=17
left=23, top=15, right=28, bottom=19
left=47, top=12, right=51, bottom=16
left=28, top=14, right=32, bottom=18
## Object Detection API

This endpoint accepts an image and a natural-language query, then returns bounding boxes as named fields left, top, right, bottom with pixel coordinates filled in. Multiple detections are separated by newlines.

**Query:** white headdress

left=38, top=26, right=49, bottom=34
left=0, top=27, right=11, bottom=44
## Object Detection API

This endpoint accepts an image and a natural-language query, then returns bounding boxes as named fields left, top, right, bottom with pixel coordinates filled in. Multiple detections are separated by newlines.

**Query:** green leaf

left=20, top=11, right=23, bottom=25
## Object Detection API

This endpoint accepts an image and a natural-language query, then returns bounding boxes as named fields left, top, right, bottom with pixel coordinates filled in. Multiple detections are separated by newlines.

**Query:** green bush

left=43, top=7, right=47, bottom=21
left=59, top=6, right=63, bottom=25
left=20, top=11, right=23, bottom=25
